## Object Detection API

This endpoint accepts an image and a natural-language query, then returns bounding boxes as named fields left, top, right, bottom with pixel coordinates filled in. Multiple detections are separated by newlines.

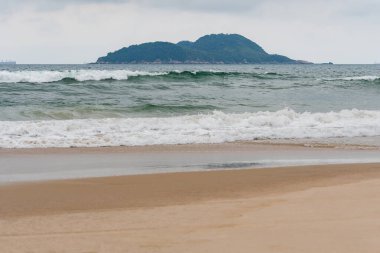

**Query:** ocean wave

left=128, top=104, right=220, bottom=113
left=0, top=70, right=283, bottom=83
left=1, top=108, right=380, bottom=148
left=335, top=76, right=380, bottom=81
left=0, top=70, right=166, bottom=83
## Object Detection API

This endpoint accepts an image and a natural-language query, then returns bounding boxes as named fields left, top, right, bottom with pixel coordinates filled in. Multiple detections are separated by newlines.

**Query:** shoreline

left=2, top=162, right=380, bottom=218
left=1, top=138, right=379, bottom=155
left=0, top=142, right=313, bottom=155
left=2, top=139, right=380, bottom=153
left=1, top=142, right=380, bottom=184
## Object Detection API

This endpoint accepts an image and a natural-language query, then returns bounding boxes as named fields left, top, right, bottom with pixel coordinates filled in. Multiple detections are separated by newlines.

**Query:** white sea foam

left=1, top=108, right=380, bottom=148
left=339, top=76, right=379, bottom=81
left=0, top=70, right=167, bottom=83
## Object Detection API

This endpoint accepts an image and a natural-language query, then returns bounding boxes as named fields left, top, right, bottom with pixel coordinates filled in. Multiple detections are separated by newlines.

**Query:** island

left=96, top=34, right=309, bottom=64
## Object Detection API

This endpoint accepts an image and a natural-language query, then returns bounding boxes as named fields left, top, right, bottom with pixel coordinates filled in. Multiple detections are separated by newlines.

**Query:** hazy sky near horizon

left=0, top=0, right=379, bottom=64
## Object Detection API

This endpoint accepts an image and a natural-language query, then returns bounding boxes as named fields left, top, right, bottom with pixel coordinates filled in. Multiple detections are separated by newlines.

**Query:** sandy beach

left=1, top=162, right=380, bottom=252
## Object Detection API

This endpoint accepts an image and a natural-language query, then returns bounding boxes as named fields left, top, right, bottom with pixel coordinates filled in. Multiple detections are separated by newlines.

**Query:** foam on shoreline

left=1, top=108, right=380, bottom=148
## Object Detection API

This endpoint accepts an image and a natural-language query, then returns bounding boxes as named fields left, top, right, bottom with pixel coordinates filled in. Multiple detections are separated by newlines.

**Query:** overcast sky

left=0, top=0, right=379, bottom=64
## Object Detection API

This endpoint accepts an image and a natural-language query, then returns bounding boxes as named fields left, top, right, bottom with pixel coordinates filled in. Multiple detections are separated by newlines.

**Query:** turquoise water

left=0, top=64, right=380, bottom=148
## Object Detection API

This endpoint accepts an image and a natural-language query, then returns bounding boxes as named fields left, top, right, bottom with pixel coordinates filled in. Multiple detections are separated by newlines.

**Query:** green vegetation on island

left=96, top=34, right=308, bottom=64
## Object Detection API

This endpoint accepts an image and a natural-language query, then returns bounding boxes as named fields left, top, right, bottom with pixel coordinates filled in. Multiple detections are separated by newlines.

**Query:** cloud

left=3, top=0, right=380, bottom=15
left=0, top=0, right=379, bottom=63
left=0, top=0, right=122, bottom=15
left=137, top=0, right=260, bottom=13
left=0, top=0, right=263, bottom=14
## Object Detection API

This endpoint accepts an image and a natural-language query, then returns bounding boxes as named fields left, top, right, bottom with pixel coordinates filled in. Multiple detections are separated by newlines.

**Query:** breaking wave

left=331, top=76, right=380, bottom=81
left=1, top=108, right=380, bottom=148
left=0, top=70, right=165, bottom=83
left=0, top=70, right=284, bottom=83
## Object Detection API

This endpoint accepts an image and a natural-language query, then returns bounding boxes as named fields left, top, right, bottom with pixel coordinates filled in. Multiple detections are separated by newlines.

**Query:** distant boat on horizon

left=0, top=60, right=16, bottom=65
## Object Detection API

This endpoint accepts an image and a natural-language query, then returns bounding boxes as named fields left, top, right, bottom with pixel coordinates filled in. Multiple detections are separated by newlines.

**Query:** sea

left=1, top=64, right=380, bottom=149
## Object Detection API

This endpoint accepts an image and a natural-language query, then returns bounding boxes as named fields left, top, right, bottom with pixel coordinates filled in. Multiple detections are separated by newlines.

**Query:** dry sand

left=1, top=163, right=380, bottom=252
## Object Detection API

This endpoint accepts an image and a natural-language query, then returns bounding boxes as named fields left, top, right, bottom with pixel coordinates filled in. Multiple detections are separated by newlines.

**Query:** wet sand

left=1, top=163, right=380, bottom=252
left=2, top=142, right=380, bottom=183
